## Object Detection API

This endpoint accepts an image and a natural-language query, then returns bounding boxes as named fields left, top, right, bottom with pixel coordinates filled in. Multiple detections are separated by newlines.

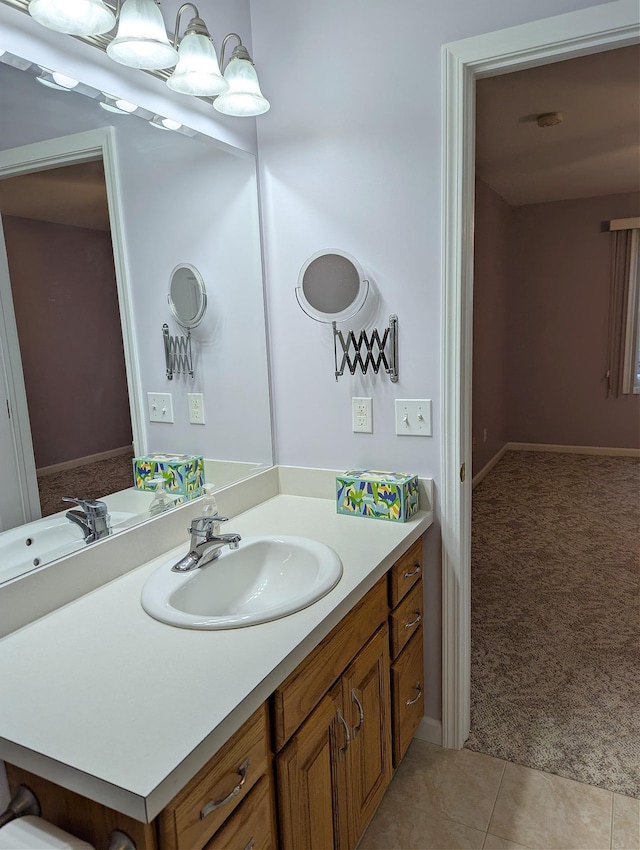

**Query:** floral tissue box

left=133, top=453, right=204, bottom=500
left=336, top=469, right=419, bottom=522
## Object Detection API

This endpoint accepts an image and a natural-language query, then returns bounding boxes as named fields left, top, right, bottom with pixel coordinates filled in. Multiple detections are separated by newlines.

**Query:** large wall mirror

left=0, top=54, right=273, bottom=584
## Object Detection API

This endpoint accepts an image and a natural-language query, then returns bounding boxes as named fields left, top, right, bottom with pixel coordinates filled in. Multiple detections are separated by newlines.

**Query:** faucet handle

left=189, top=514, right=229, bottom=539
left=62, top=497, right=109, bottom=517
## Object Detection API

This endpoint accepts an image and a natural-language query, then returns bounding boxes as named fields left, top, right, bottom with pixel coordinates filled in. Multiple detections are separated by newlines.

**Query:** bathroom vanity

left=0, top=475, right=432, bottom=849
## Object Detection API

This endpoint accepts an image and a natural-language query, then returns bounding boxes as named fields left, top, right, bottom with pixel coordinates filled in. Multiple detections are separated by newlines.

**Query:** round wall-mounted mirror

left=168, top=264, right=207, bottom=329
left=296, top=249, right=369, bottom=323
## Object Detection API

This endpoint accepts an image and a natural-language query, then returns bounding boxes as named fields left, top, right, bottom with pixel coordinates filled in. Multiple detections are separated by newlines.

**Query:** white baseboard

left=507, top=442, right=640, bottom=458
left=37, top=445, right=133, bottom=477
left=413, top=715, right=442, bottom=747
left=472, top=444, right=509, bottom=489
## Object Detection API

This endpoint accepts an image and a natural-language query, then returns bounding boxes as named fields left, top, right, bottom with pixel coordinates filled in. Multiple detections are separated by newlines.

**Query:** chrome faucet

left=171, top=514, right=241, bottom=572
left=63, top=497, right=111, bottom=544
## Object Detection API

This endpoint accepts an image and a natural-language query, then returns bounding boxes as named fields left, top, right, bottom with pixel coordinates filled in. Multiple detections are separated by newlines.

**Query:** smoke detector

left=536, top=111, right=563, bottom=128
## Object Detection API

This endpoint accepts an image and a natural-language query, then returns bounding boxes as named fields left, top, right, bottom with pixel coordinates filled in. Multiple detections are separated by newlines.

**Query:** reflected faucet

left=64, top=497, right=111, bottom=544
left=171, top=515, right=241, bottom=572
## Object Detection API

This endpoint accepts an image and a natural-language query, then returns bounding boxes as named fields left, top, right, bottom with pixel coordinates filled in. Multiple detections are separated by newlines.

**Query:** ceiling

left=0, top=160, right=110, bottom=231
left=475, top=45, right=640, bottom=207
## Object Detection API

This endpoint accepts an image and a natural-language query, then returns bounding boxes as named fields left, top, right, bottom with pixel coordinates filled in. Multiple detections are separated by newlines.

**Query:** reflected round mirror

left=296, top=249, right=368, bottom=323
left=168, top=264, right=207, bottom=328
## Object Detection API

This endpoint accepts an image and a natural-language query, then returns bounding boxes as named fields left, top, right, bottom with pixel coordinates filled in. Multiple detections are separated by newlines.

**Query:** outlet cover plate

left=352, top=397, right=373, bottom=433
left=395, top=399, right=432, bottom=436
left=188, top=392, right=205, bottom=425
left=148, top=392, right=174, bottom=423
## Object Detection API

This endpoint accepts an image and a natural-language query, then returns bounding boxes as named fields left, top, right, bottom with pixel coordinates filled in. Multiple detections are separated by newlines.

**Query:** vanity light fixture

left=25, top=0, right=269, bottom=116
left=149, top=115, right=182, bottom=131
left=166, top=4, right=228, bottom=97
left=36, top=69, right=79, bottom=90
left=99, top=94, right=138, bottom=113
left=213, top=34, right=269, bottom=117
left=106, top=0, right=177, bottom=69
left=28, top=0, right=115, bottom=36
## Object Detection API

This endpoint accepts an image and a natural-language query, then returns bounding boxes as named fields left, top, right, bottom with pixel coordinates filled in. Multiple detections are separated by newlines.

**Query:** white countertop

left=0, top=494, right=432, bottom=822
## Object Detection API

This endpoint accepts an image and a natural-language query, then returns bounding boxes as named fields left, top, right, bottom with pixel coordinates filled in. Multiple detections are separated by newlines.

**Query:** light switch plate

left=147, top=392, right=174, bottom=423
left=395, top=399, right=432, bottom=436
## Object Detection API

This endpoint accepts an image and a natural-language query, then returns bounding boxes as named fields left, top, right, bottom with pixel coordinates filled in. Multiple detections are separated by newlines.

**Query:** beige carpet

left=37, top=452, right=135, bottom=518
left=466, top=451, right=640, bottom=799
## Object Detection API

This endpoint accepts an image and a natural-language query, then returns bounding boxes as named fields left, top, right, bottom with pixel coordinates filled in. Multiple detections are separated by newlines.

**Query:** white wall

left=250, top=0, right=617, bottom=723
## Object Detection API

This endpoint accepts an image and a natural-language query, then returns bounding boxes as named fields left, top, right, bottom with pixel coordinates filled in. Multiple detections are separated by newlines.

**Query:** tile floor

left=359, top=740, right=640, bottom=850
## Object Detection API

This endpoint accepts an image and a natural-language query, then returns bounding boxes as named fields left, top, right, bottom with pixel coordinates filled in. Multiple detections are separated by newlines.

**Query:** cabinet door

left=342, top=624, right=392, bottom=846
left=276, top=690, right=348, bottom=850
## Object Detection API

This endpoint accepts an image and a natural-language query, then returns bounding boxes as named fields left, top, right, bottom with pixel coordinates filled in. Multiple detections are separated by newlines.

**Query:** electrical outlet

left=188, top=393, right=205, bottom=425
left=395, top=399, right=432, bottom=436
left=147, top=392, right=174, bottom=423
left=352, top=397, right=372, bottom=433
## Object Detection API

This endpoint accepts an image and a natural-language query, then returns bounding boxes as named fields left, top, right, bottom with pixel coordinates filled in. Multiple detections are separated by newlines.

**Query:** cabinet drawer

left=204, top=774, right=274, bottom=850
left=271, top=576, right=388, bottom=751
left=390, top=627, right=424, bottom=767
left=158, top=703, right=270, bottom=850
left=389, top=579, right=423, bottom=660
left=388, top=539, right=423, bottom=608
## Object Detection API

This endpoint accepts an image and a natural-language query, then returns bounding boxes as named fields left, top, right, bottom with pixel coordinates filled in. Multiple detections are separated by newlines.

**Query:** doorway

left=440, top=1, right=640, bottom=750
left=0, top=128, right=144, bottom=532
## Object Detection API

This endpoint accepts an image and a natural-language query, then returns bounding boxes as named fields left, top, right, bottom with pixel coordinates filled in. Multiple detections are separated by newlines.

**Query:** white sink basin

left=140, top=535, right=343, bottom=629
left=0, top=511, right=137, bottom=583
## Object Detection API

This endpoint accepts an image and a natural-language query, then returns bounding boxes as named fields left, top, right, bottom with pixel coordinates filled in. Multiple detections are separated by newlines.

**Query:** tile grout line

left=609, top=791, right=614, bottom=850
left=485, top=759, right=508, bottom=834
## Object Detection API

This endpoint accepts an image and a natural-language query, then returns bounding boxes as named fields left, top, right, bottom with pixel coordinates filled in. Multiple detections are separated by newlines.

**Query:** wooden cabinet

left=276, top=625, right=391, bottom=850
left=158, top=703, right=270, bottom=850
left=340, top=625, right=392, bottom=843
left=203, top=775, right=276, bottom=850
left=388, top=537, right=425, bottom=768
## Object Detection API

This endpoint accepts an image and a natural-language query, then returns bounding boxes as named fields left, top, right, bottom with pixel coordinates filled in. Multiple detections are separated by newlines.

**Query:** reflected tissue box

left=336, top=469, right=419, bottom=522
left=133, top=453, right=204, bottom=500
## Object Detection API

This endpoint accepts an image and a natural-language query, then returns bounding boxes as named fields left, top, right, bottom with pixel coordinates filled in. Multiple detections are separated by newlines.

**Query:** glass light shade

left=106, top=0, right=177, bottom=70
left=51, top=72, right=79, bottom=89
left=36, top=72, right=73, bottom=91
left=100, top=96, right=138, bottom=114
left=213, top=57, right=269, bottom=117
left=29, top=0, right=115, bottom=36
left=167, top=32, right=229, bottom=96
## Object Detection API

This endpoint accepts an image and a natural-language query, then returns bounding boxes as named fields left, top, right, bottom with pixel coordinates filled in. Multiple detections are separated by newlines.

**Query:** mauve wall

left=473, top=179, right=513, bottom=475
left=508, top=191, right=640, bottom=449
left=3, top=215, right=132, bottom=467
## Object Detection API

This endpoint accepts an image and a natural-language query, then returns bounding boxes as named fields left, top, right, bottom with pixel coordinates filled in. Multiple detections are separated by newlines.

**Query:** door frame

left=440, top=0, right=640, bottom=749
left=0, top=127, right=146, bottom=522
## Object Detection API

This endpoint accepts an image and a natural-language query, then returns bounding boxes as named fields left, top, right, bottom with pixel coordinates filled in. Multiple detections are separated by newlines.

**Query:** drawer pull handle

left=404, top=612, right=422, bottom=630
left=336, top=707, right=350, bottom=760
left=406, top=682, right=422, bottom=706
left=351, top=689, right=364, bottom=735
left=199, top=758, right=249, bottom=819
left=403, top=564, right=421, bottom=579
left=244, top=841, right=255, bottom=850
